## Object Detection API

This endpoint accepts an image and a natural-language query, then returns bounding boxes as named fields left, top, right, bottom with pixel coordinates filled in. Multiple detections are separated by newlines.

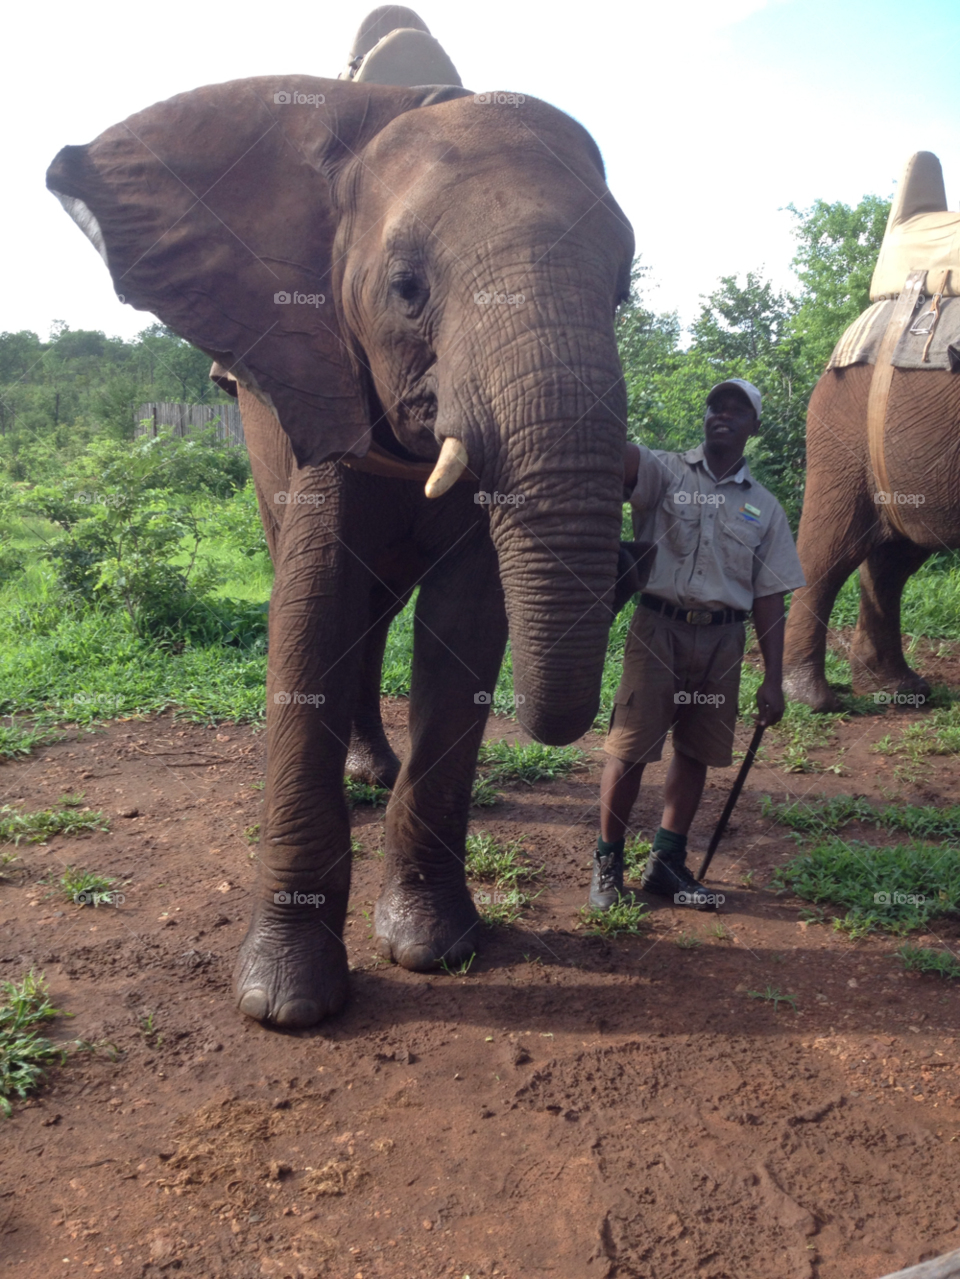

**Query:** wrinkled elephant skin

left=47, top=77, right=634, bottom=1026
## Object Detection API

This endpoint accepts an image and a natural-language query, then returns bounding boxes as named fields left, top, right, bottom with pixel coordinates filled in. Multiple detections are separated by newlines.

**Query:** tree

left=787, top=194, right=891, bottom=375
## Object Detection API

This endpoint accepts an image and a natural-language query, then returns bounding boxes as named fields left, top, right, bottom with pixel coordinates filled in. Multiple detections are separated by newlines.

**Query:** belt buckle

left=686, top=609, right=714, bottom=626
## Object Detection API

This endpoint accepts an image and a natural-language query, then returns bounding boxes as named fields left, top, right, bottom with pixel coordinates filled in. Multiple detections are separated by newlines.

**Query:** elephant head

left=47, top=77, right=634, bottom=743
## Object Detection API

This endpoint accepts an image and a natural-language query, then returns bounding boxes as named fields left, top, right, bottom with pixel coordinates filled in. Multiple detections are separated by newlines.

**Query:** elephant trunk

left=481, top=353, right=626, bottom=744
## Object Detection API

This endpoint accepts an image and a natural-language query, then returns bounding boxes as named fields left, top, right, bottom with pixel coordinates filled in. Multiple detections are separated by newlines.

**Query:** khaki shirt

left=629, top=443, right=805, bottom=612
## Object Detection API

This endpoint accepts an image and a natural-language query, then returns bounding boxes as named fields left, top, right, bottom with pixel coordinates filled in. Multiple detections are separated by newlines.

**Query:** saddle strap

left=866, top=268, right=926, bottom=537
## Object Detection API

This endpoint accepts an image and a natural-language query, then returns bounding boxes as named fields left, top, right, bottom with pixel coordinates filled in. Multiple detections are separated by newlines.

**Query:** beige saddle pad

left=339, top=8, right=462, bottom=87
left=870, top=151, right=960, bottom=301
left=827, top=287, right=960, bottom=372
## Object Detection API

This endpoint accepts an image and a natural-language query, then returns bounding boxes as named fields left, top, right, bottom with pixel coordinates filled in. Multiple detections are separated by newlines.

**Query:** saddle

left=339, top=6, right=462, bottom=86
left=829, top=152, right=960, bottom=375
left=870, top=152, right=960, bottom=301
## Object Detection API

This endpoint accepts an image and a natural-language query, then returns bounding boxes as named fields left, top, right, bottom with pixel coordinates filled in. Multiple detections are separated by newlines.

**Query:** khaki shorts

left=605, top=605, right=745, bottom=768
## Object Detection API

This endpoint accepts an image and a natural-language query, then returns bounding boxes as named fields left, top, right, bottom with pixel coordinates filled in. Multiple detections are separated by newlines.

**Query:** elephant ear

left=46, top=77, right=468, bottom=465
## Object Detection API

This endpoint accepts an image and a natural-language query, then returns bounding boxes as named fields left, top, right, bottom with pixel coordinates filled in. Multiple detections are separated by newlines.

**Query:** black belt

left=640, top=593, right=747, bottom=626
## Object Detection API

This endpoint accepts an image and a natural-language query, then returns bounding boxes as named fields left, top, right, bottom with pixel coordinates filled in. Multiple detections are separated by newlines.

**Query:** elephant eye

left=389, top=271, right=429, bottom=316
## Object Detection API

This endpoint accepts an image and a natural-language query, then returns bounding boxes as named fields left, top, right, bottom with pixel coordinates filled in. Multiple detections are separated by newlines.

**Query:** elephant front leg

left=235, top=469, right=367, bottom=1028
left=850, top=540, right=931, bottom=700
left=374, top=535, right=507, bottom=971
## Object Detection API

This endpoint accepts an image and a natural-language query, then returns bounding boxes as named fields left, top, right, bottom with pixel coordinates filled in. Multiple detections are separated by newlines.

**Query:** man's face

left=703, top=390, right=758, bottom=454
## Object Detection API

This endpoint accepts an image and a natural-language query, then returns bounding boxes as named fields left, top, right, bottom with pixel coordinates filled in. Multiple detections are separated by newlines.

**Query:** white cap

left=707, top=378, right=762, bottom=421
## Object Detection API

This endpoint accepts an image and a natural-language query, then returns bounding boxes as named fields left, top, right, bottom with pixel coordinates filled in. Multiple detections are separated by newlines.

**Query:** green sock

left=597, top=836, right=624, bottom=857
left=652, top=827, right=687, bottom=857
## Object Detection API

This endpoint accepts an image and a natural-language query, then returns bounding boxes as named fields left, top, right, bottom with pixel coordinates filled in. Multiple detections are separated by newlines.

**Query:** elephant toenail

left=238, top=989, right=270, bottom=1021
left=375, top=936, right=395, bottom=962
left=276, top=998, right=322, bottom=1028
left=397, top=943, right=437, bottom=972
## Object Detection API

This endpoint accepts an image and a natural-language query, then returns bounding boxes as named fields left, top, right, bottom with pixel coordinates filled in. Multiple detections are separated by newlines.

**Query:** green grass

left=344, top=778, right=390, bottom=808
left=470, top=776, right=501, bottom=808
left=465, top=831, right=542, bottom=885
left=0, top=971, right=69, bottom=1117
left=439, top=952, right=476, bottom=977
left=763, top=795, right=960, bottom=841
left=53, top=866, right=118, bottom=907
left=0, top=804, right=109, bottom=846
left=747, top=985, right=798, bottom=1012
left=577, top=897, right=649, bottom=939
left=772, top=838, right=960, bottom=937
left=465, top=832, right=542, bottom=926
left=624, top=836, right=652, bottom=880
left=0, top=720, right=63, bottom=761
left=476, top=741, right=586, bottom=786
left=675, top=931, right=703, bottom=949
left=896, top=945, right=960, bottom=979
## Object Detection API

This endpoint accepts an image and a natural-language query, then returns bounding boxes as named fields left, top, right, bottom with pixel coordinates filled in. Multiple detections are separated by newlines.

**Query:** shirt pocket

left=662, top=492, right=701, bottom=558
left=718, top=512, right=764, bottom=582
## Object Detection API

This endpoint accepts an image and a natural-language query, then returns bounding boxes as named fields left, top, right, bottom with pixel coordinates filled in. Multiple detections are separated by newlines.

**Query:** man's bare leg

left=660, top=749, right=707, bottom=835
left=599, top=755, right=645, bottom=844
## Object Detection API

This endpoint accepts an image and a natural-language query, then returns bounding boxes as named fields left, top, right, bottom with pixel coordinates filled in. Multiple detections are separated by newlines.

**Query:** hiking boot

left=641, top=849, right=717, bottom=912
left=588, top=845, right=625, bottom=910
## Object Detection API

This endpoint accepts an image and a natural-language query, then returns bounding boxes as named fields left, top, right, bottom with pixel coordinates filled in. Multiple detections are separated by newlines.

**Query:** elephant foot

left=373, top=878, right=480, bottom=972
left=783, top=666, right=841, bottom=713
left=345, top=731, right=401, bottom=790
left=850, top=656, right=932, bottom=705
left=234, top=891, right=349, bottom=1028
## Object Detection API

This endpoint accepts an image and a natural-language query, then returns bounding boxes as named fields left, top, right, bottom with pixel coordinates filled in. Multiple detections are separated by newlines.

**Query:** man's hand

left=756, top=676, right=785, bottom=727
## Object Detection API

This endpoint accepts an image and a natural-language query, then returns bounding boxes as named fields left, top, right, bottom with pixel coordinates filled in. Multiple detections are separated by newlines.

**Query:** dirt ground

left=1, top=652, right=960, bottom=1279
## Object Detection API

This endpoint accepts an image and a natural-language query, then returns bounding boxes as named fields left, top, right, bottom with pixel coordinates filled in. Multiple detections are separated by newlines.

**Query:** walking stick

left=696, top=722, right=766, bottom=882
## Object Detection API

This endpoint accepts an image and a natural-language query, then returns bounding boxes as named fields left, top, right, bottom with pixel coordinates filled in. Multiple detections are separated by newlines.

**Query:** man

left=590, top=379, right=805, bottom=911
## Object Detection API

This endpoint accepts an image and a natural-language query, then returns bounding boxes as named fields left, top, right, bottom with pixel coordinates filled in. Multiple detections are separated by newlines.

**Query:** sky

left=5, top=0, right=960, bottom=342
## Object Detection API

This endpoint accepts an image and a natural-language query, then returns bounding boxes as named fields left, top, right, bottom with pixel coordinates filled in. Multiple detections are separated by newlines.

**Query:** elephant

left=783, top=151, right=960, bottom=712
left=47, top=73, right=634, bottom=1027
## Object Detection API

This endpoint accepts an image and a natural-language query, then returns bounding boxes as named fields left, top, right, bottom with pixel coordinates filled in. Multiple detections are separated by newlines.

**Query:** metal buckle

left=686, top=610, right=714, bottom=626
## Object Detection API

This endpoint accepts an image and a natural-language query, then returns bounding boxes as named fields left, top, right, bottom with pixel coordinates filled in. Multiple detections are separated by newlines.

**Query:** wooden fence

left=135, top=402, right=245, bottom=447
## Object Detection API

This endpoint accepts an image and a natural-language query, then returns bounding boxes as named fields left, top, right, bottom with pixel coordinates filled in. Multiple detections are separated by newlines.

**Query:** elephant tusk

left=424, top=437, right=469, bottom=498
